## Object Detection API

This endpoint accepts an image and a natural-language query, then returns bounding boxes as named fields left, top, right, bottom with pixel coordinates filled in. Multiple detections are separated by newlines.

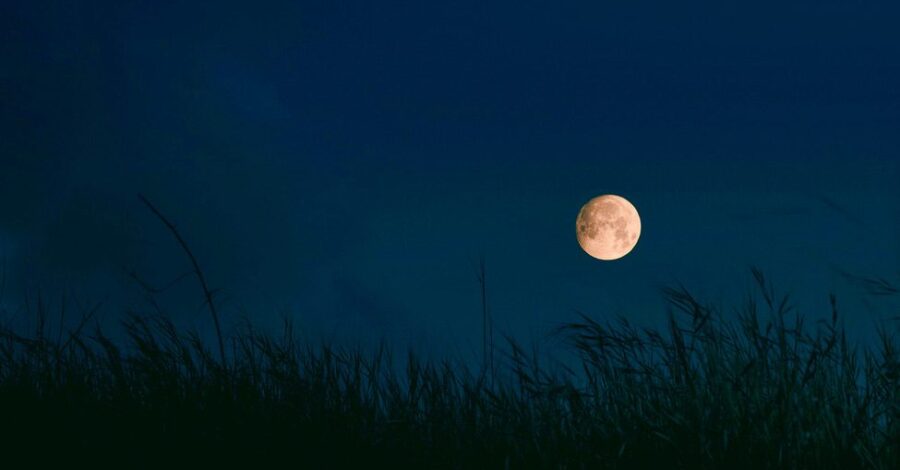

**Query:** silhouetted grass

left=0, top=270, right=898, bottom=468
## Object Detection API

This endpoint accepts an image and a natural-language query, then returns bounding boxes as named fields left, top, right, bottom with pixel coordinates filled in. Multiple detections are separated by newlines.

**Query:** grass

left=0, top=269, right=898, bottom=468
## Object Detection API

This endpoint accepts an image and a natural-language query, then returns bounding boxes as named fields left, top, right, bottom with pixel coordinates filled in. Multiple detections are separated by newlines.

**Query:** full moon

left=575, top=194, right=641, bottom=261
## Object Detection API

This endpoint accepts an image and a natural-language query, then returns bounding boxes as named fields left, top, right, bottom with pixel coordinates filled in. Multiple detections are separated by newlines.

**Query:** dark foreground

left=1, top=273, right=898, bottom=468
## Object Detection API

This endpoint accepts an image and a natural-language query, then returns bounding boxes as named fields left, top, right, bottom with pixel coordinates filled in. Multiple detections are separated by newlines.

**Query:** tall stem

left=138, top=194, right=227, bottom=367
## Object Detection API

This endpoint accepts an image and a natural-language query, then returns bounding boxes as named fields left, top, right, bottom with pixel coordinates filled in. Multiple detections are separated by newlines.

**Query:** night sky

left=2, top=1, right=899, bottom=358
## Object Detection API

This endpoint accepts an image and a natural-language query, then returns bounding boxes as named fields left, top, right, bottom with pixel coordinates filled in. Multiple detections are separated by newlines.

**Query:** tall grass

left=0, top=270, right=898, bottom=468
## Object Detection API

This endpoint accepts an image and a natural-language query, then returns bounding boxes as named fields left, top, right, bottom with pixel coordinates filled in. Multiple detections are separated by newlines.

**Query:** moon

left=575, top=194, right=641, bottom=261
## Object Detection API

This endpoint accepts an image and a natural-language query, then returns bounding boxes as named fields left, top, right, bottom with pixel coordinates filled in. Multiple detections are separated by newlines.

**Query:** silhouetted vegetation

left=1, top=269, right=898, bottom=468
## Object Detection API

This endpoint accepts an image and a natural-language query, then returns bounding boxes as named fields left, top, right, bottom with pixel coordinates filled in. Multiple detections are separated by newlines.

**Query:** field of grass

left=0, top=269, right=898, bottom=468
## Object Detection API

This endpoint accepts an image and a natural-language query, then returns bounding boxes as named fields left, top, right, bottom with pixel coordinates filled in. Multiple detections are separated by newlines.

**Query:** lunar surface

left=575, top=194, right=641, bottom=261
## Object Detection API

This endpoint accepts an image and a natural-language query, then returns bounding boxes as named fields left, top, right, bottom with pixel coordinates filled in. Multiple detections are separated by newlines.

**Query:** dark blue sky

left=2, top=1, right=899, bottom=356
